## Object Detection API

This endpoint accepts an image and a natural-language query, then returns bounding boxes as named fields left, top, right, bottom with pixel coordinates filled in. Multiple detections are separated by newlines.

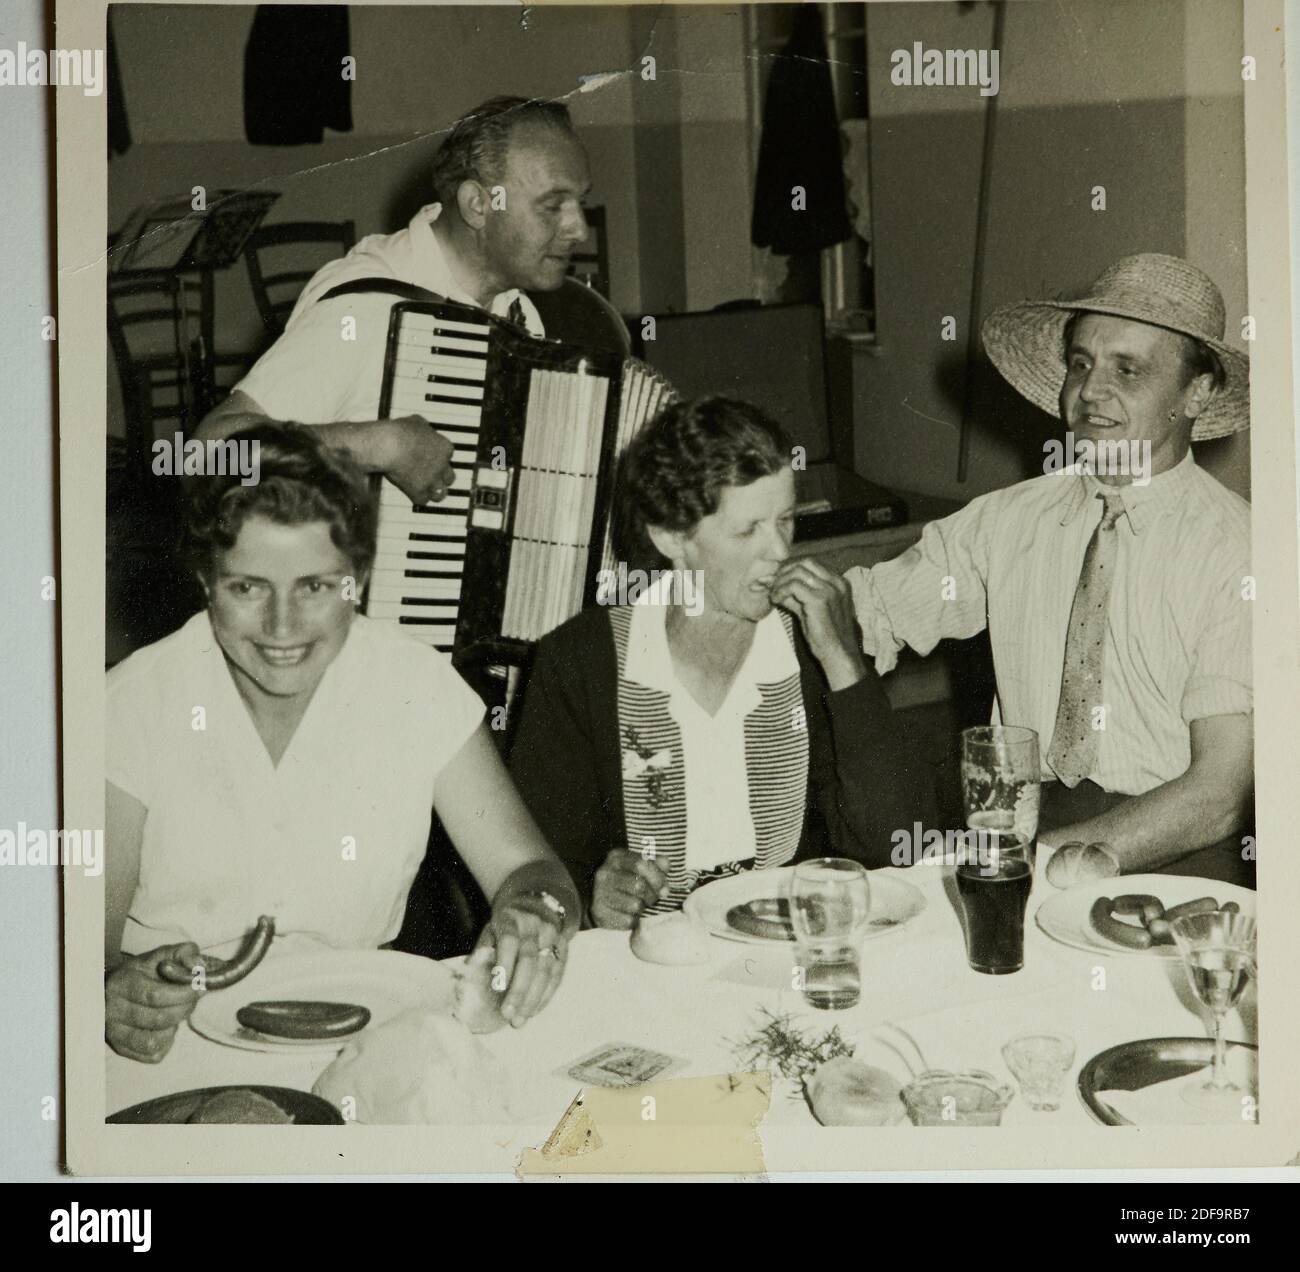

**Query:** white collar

left=623, top=576, right=798, bottom=710
left=408, top=202, right=535, bottom=325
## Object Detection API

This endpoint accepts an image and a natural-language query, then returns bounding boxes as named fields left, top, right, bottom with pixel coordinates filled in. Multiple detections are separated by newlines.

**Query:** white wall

left=857, top=0, right=1249, bottom=501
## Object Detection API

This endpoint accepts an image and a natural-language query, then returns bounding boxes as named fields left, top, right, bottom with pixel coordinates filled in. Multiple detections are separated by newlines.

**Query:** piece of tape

left=517, top=1072, right=771, bottom=1178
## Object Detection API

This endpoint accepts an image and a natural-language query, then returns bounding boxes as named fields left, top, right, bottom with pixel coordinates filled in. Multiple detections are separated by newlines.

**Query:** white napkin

left=314, top=1007, right=518, bottom=1125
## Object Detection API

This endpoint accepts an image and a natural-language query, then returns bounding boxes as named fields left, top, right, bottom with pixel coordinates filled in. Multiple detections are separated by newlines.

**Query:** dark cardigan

left=508, top=605, right=935, bottom=911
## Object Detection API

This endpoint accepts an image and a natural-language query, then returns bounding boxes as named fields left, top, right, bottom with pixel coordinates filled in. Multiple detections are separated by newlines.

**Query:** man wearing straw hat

left=840, top=253, right=1253, bottom=888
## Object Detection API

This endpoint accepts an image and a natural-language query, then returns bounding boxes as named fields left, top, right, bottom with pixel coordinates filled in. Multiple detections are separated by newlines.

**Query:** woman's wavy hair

left=612, top=396, right=792, bottom=569
left=182, top=423, right=378, bottom=582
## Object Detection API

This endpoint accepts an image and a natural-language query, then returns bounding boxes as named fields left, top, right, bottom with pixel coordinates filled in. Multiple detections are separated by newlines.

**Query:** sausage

left=1110, top=894, right=1163, bottom=920
left=726, top=899, right=794, bottom=941
left=1145, top=916, right=1175, bottom=945
left=236, top=1001, right=371, bottom=1040
left=1163, top=897, right=1219, bottom=923
left=158, top=916, right=276, bottom=989
left=1089, top=897, right=1155, bottom=949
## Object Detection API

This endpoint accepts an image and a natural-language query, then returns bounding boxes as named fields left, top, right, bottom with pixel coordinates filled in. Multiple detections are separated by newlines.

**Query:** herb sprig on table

left=729, top=1007, right=855, bottom=1091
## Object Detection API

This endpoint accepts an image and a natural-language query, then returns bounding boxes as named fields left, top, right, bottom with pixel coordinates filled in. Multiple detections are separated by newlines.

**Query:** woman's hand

left=769, top=559, right=867, bottom=691
left=105, top=942, right=204, bottom=1064
left=477, top=891, right=573, bottom=1028
left=591, top=849, right=667, bottom=930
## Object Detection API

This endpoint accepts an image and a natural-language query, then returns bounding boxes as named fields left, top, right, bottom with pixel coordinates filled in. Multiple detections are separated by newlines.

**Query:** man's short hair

left=431, top=96, right=576, bottom=208
left=1061, top=311, right=1224, bottom=390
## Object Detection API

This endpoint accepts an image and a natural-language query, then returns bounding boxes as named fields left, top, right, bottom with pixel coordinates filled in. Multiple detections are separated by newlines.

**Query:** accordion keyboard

left=364, top=309, right=492, bottom=651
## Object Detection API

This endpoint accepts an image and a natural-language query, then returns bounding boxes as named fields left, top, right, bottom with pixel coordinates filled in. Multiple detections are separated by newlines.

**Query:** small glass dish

left=1001, top=1033, right=1077, bottom=1111
left=901, top=1069, right=1015, bottom=1126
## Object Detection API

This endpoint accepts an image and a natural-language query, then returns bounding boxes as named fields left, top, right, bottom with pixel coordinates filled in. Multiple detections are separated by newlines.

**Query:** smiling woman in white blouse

left=508, top=397, right=934, bottom=929
left=104, top=424, right=579, bottom=1063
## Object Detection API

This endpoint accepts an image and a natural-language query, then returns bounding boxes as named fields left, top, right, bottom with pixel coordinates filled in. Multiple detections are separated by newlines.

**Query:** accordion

left=362, top=300, right=676, bottom=665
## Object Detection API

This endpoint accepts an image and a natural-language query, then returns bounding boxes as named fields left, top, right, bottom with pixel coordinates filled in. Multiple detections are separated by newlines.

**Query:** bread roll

left=630, top=912, right=714, bottom=966
left=806, top=1057, right=906, bottom=1127
left=188, top=1089, right=293, bottom=1124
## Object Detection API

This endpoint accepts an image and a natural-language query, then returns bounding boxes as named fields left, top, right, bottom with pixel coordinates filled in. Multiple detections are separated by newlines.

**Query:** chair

left=244, top=220, right=356, bottom=343
left=107, top=269, right=215, bottom=473
left=566, top=204, right=611, bottom=298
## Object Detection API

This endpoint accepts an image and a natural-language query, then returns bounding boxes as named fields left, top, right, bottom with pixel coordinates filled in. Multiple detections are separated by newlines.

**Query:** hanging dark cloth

left=107, top=11, right=131, bottom=157
left=243, top=5, right=353, bottom=145
left=750, top=6, right=852, bottom=256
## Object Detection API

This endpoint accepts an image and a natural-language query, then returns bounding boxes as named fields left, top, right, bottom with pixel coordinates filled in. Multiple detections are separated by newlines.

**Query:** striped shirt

left=846, top=453, right=1252, bottom=796
left=611, top=584, right=809, bottom=913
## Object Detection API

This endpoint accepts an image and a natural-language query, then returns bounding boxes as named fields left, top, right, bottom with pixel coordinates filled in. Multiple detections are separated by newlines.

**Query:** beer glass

left=957, top=726, right=1040, bottom=975
left=960, top=725, right=1041, bottom=860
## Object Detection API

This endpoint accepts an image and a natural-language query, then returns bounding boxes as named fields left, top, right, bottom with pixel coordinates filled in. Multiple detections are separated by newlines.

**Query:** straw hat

left=981, top=254, right=1249, bottom=441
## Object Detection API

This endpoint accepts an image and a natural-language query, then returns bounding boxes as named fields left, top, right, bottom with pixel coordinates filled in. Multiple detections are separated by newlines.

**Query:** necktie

left=1046, top=489, right=1128, bottom=787
left=506, top=297, right=528, bottom=330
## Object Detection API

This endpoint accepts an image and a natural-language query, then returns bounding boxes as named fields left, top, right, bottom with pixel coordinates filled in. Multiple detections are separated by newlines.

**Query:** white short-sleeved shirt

left=236, top=201, right=545, bottom=425
left=107, top=612, right=485, bottom=956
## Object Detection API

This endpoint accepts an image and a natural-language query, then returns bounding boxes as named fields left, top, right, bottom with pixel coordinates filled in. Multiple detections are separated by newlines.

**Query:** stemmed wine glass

left=1169, top=910, right=1256, bottom=1112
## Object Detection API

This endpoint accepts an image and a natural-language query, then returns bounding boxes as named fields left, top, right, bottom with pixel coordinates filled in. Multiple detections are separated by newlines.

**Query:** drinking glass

left=789, top=858, right=870, bottom=1011
left=1001, top=1034, right=1077, bottom=1111
left=960, top=725, right=1041, bottom=868
left=1170, top=911, right=1256, bottom=1112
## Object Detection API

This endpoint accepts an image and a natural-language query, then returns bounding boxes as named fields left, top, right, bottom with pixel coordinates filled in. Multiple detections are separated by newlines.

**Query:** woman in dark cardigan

left=509, top=397, right=934, bottom=929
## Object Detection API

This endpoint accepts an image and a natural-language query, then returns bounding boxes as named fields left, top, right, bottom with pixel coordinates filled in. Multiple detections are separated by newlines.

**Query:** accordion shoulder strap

left=318, top=277, right=448, bottom=304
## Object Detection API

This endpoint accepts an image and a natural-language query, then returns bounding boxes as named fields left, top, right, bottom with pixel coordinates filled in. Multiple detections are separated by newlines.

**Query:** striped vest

left=609, top=605, right=810, bottom=913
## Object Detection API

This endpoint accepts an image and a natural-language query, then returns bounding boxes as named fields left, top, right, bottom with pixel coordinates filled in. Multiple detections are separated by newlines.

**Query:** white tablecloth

left=106, top=862, right=1255, bottom=1133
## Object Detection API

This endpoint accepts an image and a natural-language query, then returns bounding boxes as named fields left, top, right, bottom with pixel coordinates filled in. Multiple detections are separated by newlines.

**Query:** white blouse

left=107, top=613, right=484, bottom=956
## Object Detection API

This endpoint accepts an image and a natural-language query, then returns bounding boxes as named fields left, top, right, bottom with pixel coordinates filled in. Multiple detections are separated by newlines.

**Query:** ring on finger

left=537, top=946, right=560, bottom=961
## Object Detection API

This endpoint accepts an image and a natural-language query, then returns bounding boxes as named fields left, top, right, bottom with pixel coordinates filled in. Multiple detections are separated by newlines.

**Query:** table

left=107, top=858, right=1255, bottom=1141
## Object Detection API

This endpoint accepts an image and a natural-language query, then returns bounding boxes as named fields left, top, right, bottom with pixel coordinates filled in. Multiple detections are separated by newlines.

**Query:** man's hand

left=477, top=892, right=572, bottom=1028
left=382, top=416, right=458, bottom=505
left=591, top=849, right=668, bottom=930
left=769, top=559, right=868, bottom=691
left=105, top=943, right=204, bottom=1063
left=1045, top=841, right=1121, bottom=890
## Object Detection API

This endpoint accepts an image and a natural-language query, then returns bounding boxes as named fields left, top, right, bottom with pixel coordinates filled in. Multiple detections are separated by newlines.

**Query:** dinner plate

left=108, top=1085, right=345, bottom=1125
left=1035, top=873, right=1255, bottom=960
left=1077, top=1038, right=1258, bottom=1126
left=190, top=949, right=453, bottom=1055
left=683, top=867, right=927, bottom=946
